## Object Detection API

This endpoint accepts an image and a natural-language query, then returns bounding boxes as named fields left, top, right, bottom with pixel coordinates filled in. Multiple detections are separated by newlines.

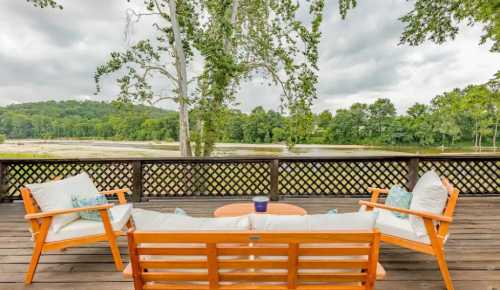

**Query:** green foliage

left=27, top=0, right=63, bottom=9
left=0, top=101, right=178, bottom=141
left=192, top=0, right=327, bottom=155
left=399, top=0, right=500, bottom=52
left=0, top=134, right=5, bottom=144
left=322, top=83, right=498, bottom=148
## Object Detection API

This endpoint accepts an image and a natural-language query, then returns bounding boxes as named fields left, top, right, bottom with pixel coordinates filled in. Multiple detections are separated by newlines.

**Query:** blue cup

left=253, top=196, right=270, bottom=213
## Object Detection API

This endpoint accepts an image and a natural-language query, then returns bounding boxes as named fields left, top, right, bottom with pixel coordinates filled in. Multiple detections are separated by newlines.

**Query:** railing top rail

left=0, top=154, right=498, bottom=163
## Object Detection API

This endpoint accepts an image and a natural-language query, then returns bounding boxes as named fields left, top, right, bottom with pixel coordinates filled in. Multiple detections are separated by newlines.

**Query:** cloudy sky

left=1, top=0, right=498, bottom=114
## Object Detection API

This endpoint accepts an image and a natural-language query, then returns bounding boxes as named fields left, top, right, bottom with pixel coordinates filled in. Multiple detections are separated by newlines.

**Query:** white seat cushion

left=375, top=209, right=431, bottom=244
left=132, top=208, right=250, bottom=231
left=250, top=211, right=378, bottom=231
left=27, top=173, right=100, bottom=232
left=46, top=203, right=132, bottom=242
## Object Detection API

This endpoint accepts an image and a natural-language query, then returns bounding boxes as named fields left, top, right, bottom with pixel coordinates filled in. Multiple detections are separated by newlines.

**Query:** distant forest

left=0, top=83, right=498, bottom=148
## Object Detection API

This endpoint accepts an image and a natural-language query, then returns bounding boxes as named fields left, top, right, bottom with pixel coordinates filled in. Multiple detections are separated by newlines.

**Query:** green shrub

left=0, top=134, right=5, bottom=144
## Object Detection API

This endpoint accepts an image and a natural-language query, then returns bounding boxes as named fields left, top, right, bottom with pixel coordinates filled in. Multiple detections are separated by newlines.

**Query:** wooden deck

left=0, top=196, right=499, bottom=290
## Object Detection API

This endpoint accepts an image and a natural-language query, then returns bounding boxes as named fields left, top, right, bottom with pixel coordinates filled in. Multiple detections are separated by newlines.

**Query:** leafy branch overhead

left=339, top=0, right=499, bottom=52
left=399, top=0, right=499, bottom=52
left=26, top=0, right=63, bottom=9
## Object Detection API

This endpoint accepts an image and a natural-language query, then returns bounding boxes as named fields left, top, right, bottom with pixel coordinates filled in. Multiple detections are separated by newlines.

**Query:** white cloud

left=0, top=0, right=498, bottom=115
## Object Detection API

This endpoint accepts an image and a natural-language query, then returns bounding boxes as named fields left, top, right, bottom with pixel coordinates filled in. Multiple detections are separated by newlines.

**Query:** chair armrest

left=25, top=204, right=114, bottom=220
left=359, top=201, right=452, bottom=223
left=367, top=187, right=389, bottom=203
left=99, top=188, right=129, bottom=204
left=368, top=187, right=389, bottom=194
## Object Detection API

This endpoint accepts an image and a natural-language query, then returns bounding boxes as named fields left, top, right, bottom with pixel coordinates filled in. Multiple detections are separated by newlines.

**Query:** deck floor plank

left=0, top=196, right=499, bottom=290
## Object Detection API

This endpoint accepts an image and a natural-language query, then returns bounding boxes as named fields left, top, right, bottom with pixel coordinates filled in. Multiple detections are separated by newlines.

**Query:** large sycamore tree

left=95, top=0, right=196, bottom=157
left=95, top=0, right=326, bottom=156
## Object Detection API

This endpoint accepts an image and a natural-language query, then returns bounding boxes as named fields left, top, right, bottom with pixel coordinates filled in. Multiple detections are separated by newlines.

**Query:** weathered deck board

left=0, top=197, right=499, bottom=290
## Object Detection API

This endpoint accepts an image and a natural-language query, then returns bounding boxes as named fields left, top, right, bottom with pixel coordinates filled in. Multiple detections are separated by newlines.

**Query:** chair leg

left=108, top=234, right=124, bottom=271
left=25, top=241, right=43, bottom=284
left=424, top=219, right=454, bottom=290
left=434, top=244, right=454, bottom=290
left=100, top=210, right=124, bottom=271
left=25, top=217, right=51, bottom=284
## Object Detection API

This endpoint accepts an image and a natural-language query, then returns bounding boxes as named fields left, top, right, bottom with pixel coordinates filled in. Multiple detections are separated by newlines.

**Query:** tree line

left=0, top=81, right=497, bottom=149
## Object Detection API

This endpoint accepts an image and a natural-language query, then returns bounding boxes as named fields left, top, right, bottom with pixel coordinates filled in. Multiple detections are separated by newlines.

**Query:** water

left=2, top=139, right=495, bottom=159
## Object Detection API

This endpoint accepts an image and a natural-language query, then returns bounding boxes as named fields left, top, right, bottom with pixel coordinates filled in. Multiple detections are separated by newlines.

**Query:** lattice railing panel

left=278, top=160, right=409, bottom=196
left=419, top=159, right=500, bottom=195
left=5, top=161, right=133, bottom=198
left=142, top=160, right=271, bottom=197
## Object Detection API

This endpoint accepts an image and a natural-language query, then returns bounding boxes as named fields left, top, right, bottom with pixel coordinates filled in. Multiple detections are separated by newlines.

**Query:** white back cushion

left=132, top=209, right=250, bottom=231
left=409, top=170, right=448, bottom=237
left=26, top=173, right=99, bottom=232
left=250, top=211, right=378, bottom=231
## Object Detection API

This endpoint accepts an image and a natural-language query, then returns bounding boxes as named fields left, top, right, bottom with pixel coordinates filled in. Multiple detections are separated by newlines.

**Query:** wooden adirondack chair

left=21, top=186, right=133, bottom=284
left=359, top=177, right=459, bottom=290
left=125, top=229, right=383, bottom=290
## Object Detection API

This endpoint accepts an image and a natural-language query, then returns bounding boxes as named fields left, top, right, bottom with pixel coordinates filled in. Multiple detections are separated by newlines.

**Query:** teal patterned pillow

left=71, top=194, right=113, bottom=221
left=174, top=208, right=188, bottom=215
left=385, top=185, right=412, bottom=219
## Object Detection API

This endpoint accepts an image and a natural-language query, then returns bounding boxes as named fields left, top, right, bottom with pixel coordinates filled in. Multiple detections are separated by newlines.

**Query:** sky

left=0, top=0, right=498, bottom=114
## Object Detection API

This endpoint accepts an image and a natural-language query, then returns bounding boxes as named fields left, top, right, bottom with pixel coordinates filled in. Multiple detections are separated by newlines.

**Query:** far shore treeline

left=0, top=83, right=498, bottom=149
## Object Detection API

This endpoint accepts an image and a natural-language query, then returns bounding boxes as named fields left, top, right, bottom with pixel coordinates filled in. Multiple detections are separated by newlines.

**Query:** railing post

left=270, top=159, right=279, bottom=201
left=131, top=160, right=143, bottom=202
left=0, top=161, right=6, bottom=202
left=406, top=157, right=419, bottom=191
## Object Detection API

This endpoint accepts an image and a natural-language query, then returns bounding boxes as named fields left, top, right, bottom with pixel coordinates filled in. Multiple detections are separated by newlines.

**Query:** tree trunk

left=474, top=120, right=479, bottom=149
left=493, top=117, right=498, bottom=152
left=441, top=133, right=445, bottom=151
left=168, top=0, right=192, bottom=157
left=200, top=0, right=239, bottom=157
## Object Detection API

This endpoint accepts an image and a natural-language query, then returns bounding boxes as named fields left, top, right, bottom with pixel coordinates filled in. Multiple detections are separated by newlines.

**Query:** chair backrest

left=127, top=230, right=381, bottom=290
left=438, top=177, right=460, bottom=238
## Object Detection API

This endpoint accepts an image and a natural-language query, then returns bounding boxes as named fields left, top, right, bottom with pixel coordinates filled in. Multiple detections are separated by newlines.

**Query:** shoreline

left=0, top=139, right=497, bottom=159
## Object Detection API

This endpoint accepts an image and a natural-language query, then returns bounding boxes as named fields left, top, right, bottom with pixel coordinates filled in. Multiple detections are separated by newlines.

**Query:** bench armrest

left=359, top=201, right=452, bottom=223
left=99, top=188, right=130, bottom=204
left=25, top=204, right=114, bottom=220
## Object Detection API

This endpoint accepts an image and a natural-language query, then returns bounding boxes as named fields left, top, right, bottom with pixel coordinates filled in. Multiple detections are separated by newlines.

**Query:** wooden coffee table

left=213, top=202, right=307, bottom=217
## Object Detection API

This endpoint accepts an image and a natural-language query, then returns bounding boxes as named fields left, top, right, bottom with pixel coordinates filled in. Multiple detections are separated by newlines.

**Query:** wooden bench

left=124, top=229, right=384, bottom=290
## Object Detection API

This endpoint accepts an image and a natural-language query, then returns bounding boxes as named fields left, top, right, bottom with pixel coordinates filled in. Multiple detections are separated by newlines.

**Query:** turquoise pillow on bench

left=385, top=185, right=412, bottom=219
left=71, top=194, right=113, bottom=221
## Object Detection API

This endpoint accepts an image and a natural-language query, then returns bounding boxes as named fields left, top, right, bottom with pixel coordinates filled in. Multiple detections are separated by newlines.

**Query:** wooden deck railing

left=0, top=155, right=498, bottom=202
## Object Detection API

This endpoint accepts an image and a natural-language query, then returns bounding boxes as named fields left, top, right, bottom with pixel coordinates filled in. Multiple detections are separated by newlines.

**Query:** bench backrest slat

left=128, top=231, right=380, bottom=290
